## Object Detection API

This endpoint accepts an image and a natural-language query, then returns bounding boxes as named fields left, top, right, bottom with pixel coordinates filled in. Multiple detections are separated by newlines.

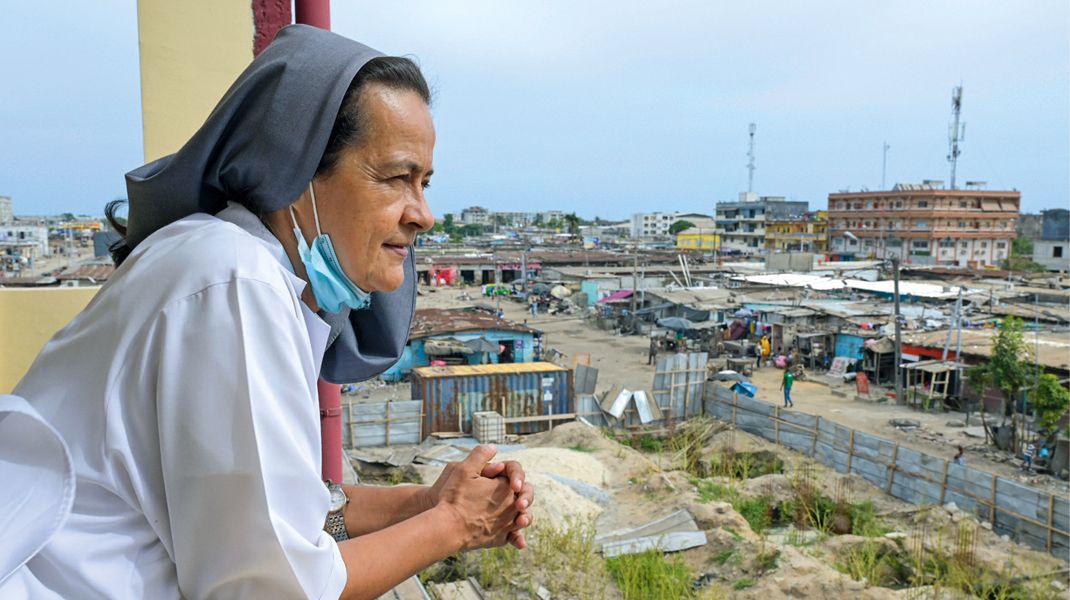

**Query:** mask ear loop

left=309, top=181, right=323, bottom=236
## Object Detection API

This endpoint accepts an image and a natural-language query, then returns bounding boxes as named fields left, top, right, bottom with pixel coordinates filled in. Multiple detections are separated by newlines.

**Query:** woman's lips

left=383, top=243, right=409, bottom=258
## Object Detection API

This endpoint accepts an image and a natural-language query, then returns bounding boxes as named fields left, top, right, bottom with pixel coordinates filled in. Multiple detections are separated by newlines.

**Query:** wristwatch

left=324, top=480, right=349, bottom=542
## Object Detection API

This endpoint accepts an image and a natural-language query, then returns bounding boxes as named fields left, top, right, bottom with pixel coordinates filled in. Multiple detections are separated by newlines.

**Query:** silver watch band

left=325, top=509, right=348, bottom=542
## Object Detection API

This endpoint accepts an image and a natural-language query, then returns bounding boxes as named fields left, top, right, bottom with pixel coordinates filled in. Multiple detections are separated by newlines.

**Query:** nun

left=0, top=25, right=533, bottom=599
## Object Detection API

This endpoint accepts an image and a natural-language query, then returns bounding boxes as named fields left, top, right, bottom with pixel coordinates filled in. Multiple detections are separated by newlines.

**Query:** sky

left=1, top=1, right=1067, bottom=220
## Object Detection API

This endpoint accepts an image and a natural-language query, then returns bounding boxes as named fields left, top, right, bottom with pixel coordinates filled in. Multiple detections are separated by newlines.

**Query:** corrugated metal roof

left=409, top=308, right=538, bottom=340
left=412, top=361, right=568, bottom=378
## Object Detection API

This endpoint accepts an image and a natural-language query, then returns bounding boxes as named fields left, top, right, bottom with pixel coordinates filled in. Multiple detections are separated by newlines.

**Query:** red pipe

left=294, top=0, right=339, bottom=483
left=295, top=0, right=331, bottom=30
left=317, top=380, right=343, bottom=483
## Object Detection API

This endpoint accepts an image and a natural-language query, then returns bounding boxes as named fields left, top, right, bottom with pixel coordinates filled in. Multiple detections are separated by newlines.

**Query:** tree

left=443, top=213, right=455, bottom=233
left=1034, top=373, right=1070, bottom=434
left=460, top=224, right=483, bottom=237
left=1012, top=236, right=1033, bottom=257
left=564, top=213, right=581, bottom=236
left=669, top=220, right=696, bottom=235
left=966, top=316, right=1033, bottom=451
left=533, top=213, right=544, bottom=227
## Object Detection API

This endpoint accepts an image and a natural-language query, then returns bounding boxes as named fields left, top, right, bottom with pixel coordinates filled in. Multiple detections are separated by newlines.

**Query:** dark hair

left=316, top=56, right=431, bottom=176
left=105, top=56, right=430, bottom=265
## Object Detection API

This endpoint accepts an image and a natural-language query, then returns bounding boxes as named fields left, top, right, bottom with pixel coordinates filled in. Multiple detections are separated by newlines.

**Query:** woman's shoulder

left=116, top=213, right=299, bottom=303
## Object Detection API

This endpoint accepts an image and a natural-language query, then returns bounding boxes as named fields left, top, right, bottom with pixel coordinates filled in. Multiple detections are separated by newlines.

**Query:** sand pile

left=497, top=447, right=609, bottom=525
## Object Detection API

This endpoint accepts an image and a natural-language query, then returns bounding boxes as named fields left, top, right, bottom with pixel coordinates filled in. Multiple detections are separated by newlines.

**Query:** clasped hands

left=424, top=445, right=535, bottom=552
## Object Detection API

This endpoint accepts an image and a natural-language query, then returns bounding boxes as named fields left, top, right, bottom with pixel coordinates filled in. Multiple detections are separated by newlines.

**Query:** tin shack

left=381, top=307, right=543, bottom=381
left=411, top=362, right=573, bottom=438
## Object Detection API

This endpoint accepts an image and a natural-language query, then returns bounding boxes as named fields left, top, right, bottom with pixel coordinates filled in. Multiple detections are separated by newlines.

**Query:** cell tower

left=746, top=123, right=757, bottom=193
left=947, top=85, right=965, bottom=189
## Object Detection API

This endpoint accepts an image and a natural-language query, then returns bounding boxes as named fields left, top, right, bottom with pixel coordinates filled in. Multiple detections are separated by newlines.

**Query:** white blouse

left=0, top=204, right=346, bottom=599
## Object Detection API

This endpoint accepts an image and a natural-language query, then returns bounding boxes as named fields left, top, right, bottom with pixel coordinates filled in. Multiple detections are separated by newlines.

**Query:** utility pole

left=892, top=256, right=904, bottom=405
left=947, top=85, right=965, bottom=190
left=629, top=245, right=639, bottom=335
left=520, top=249, right=528, bottom=295
left=881, top=142, right=890, bottom=190
left=746, top=123, right=757, bottom=193
left=941, top=288, right=963, bottom=361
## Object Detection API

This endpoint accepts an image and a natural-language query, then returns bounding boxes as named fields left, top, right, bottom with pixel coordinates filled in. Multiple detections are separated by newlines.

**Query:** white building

left=460, top=206, right=491, bottom=226
left=629, top=212, right=714, bottom=238
left=0, top=196, right=12, bottom=225
left=0, top=225, right=51, bottom=258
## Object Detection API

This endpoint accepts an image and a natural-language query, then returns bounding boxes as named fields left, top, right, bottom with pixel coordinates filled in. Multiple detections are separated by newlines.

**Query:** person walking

left=780, top=369, right=795, bottom=408
left=1023, top=440, right=1036, bottom=471
left=754, top=341, right=763, bottom=369
left=648, top=336, right=659, bottom=366
left=760, top=335, right=771, bottom=367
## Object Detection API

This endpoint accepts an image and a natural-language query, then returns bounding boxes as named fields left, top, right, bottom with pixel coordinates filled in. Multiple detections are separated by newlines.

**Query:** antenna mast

left=947, top=85, right=965, bottom=189
left=746, top=123, right=757, bottom=193
left=881, top=141, right=890, bottom=190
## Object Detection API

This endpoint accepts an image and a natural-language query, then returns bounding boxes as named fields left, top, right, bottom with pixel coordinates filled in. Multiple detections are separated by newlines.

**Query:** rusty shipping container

left=411, top=362, right=573, bottom=438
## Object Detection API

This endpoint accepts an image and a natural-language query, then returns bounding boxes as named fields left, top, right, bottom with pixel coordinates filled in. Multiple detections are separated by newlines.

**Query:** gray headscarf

left=123, top=24, right=417, bottom=384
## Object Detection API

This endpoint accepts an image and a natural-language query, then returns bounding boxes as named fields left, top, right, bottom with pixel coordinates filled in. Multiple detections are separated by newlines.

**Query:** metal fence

left=703, top=384, right=1069, bottom=560
left=342, top=399, right=422, bottom=448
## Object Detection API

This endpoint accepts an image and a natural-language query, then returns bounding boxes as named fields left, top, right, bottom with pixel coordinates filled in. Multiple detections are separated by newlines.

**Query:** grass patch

left=605, top=550, right=694, bottom=600
left=712, top=550, right=734, bottom=565
left=732, top=577, right=756, bottom=590
left=692, top=478, right=737, bottom=504
left=735, top=496, right=773, bottom=534
left=422, top=518, right=610, bottom=598
left=569, top=443, right=596, bottom=453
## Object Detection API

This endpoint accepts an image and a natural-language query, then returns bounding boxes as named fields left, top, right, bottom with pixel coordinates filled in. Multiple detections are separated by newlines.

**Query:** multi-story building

left=827, top=183, right=1019, bottom=267
left=1032, top=208, right=1069, bottom=272
left=630, top=212, right=714, bottom=238
left=0, top=196, right=12, bottom=225
left=540, top=210, right=565, bottom=225
left=765, top=211, right=828, bottom=253
left=1016, top=213, right=1043, bottom=241
left=494, top=211, right=534, bottom=227
left=715, top=193, right=808, bottom=254
left=460, top=206, right=491, bottom=226
left=0, top=225, right=50, bottom=256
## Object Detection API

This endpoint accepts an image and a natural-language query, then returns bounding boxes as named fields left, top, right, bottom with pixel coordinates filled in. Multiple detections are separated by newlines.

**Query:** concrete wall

left=1033, top=240, right=1069, bottom=272
left=0, top=287, right=99, bottom=393
left=704, top=385, right=1069, bottom=559
left=137, top=0, right=256, bottom=161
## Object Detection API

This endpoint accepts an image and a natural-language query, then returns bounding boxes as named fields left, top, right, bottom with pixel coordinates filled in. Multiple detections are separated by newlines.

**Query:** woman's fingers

left=515, top=481, right=534, bottom=512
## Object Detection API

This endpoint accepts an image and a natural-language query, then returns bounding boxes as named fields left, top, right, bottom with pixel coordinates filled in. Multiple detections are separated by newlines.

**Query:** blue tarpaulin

left=731, top=382, right=758, bottom=398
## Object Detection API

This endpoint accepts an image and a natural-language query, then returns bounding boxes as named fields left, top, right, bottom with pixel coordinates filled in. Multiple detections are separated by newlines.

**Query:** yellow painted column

left=0, top=288, right=100, bottom=393
left=137, top=0, right=255, bottom=161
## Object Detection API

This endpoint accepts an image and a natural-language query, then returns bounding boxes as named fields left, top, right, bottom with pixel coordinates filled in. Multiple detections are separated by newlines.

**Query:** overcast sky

left=1, top=1, right=1067, bottom=219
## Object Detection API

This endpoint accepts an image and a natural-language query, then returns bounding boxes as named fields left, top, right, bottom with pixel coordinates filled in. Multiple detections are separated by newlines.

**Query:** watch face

left=329, top=486, right=347, bottom=512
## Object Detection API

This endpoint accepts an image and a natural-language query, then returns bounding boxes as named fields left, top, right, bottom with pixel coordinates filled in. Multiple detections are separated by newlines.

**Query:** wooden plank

left=1048, top=494, right=1056, bottom=552
left=846, top=430, right=855, bottom=474
left=939, top=460, right=949, bottom=505
left=886, top=444, right=899, bottom=494
left=503, top=412, right=577, bottom=425
left=774, top=406, right=780, bottom=445
left=990, top=476, right=998, bottom=525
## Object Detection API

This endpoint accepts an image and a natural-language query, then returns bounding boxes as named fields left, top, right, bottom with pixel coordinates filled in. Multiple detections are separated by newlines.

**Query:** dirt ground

left=359, top=284, right=1068, bottom=597
left=406, top=421, right=1065, bottom=598
left=399, top=283, right=1065, bottom=497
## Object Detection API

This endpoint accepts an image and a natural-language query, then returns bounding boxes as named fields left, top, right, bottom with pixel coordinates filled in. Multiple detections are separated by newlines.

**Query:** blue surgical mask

left=289, top=183, right=372, bottom=313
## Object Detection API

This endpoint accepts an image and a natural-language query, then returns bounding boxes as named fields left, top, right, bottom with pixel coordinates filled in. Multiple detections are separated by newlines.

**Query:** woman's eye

left=421, top=181, right=431, bottom=190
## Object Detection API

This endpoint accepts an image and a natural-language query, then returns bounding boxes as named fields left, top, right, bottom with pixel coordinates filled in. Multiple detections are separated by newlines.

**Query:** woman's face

left=309, top=84, right=435, bottom=293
